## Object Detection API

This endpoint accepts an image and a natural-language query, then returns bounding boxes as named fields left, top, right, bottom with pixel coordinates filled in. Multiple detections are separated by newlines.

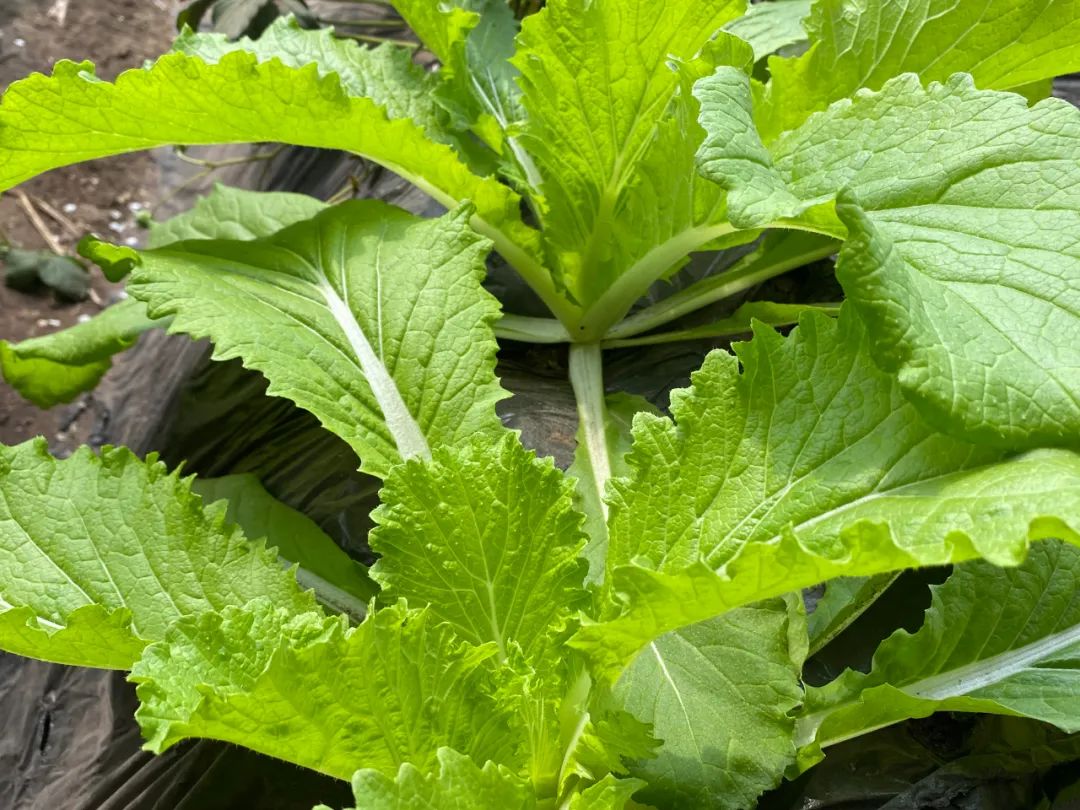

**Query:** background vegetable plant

left=2, top=0, right=1080, bottom=807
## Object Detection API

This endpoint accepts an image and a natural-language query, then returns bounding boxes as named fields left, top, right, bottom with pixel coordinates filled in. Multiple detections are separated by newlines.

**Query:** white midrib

left=319, top=281, right=431, bottom=462
left=909, top=621, right=1080, bottom=700
left=799, top=620, right=1080, bottom=748
left=650, top=642, right=705, bottom=761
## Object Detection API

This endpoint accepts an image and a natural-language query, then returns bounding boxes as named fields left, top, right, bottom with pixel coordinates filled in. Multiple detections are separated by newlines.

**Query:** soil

left=0, top=0, right=176, bottom=451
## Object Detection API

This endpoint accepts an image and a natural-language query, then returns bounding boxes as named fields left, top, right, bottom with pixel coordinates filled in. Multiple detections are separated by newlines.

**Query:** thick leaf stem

left=606, top=238, right=839, bottom=341
left=476, top=221, right=582, bottom=328
left=568, top=343, right=611, bottom=521
left=602, top=303, right=841, bottom=349
left=574, top=223, right=740, bottom=342
left=291, top=563, right=369, bottom=624
left=496, top=314, right=571, bottom=343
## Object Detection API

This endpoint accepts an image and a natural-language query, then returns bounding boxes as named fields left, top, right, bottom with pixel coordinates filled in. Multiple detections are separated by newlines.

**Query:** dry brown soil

left=0, top=0, right=176, bottom=449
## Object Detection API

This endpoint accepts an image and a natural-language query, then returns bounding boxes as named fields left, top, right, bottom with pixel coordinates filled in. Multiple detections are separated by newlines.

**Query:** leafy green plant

left=3, top=1, right=1080, bottom=807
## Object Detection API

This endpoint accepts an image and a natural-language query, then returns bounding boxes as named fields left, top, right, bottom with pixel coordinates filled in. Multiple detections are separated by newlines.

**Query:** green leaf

left=613, top=599, right=805, bottom=809
left=756, top=0, right=1080, bottom=141
left=130, top=599, right=518, bottom=779
left=807, top=573, right=900, bottom=655
left=725, top=0, right=811, bottom=62
left=555, top=673, right=659, bottom=794
left=0, top=297, right=159, bottom=408
left=512, top=0, right=748, bottom=312
left=150, top=183, right=327, bottom=246
left=0, top=440, right=314, bottom=669
left=193, top=473, right=377, bottom=605
left=370, top=434, right=588, bottom=660
left=568, top=775, right=646, bottom=809
left=801, top=541, right=1080, bottom=753
left=337, top=748, right=535, bottom=810
left=395, top=0, right=525, bottom=159
left=576, top=309, right=1080, bottom=681
left=86, top=202, right=508, bottom=479
left=568, top=393, right=661, bottom=584
left=389, top=0, right=476, bottom=68
left=699, top=71, right=1080, bottom=447
left=3, top=186, right=324, bottom=409
left=0, top=50, right=540, bottom=262
left=172, top=17, right=452, bottom=142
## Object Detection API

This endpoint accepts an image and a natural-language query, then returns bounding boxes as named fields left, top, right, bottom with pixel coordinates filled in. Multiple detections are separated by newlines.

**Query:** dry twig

left=14, top=190, right=66, bottom=255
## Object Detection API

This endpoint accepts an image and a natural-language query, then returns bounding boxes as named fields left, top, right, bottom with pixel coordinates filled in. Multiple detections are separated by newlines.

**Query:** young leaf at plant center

left=393, top=0, right=526, bottom=166
left=568, top=775, right=646, bottom=809
left=697, top=71, right=1080, bottom=448
left=193, top=473, right=377, bottom=609
left=370, top=434, right=587, bottom=662
left=0, top=440, right=315, bottom=670
left=330, top=748, right=535, bottom=810
left=511, top=0, right=750, bottom=314
left=0, top=298, right=159, bottom=408
left=800, top=541, right=1080, bottom=755
left=552, top=670, right=658, bottom=797
left=755, top=0, right=1080, bottom=141
left=0, top=49, right=547, bottom=295
left=568, top=393, right=661, bottom=584
left=85, top=202, right=508, bottom=479
left=131, top=599, right=518, bottom=780
left=577, top=309, right=1080, bottom=681
left=725, top=0, right=811, bottom=62
left=613, top=599, right=805, bottom=809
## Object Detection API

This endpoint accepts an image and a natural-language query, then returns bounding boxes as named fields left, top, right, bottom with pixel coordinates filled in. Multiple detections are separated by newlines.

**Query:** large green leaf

left=756, top=0, right=1080, bottom=140
left=86, top=202, right=508, bottom=479
left=0, top=440, right=314, bottom=669
left=575, top=310, right=1080, bottom=681
left=371, top=434, right=587, bottom=661
left=0, top=298, right=159, bottom=408
left=172, top=16, right=451, bottom=142
left=333, top=748, right=535, bottom=810
left=131, top=600, right=518, bottom=779
left=0, top=50, right=540, bottom=262
left=698, top=70, right=1080, bottom=447
left=605, top=309, right=999, bottom=578
left=512, top=0, right=747, bottom=312
left=613, top=599, right=805, bottom=809
left=193, top=474, right=377, bottom=608
left=801, top=541, right=1080, bottom=752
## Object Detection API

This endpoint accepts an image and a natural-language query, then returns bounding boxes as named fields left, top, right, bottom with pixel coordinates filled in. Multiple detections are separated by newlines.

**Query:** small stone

left=62, top=203, right=78, bottom=214
left=124, top=236, right=138, bottom=246
left=107, top=221, right=127, bottom=233
left=77, top=313, right=92, bottom=324
left=109, top=209, right=123, bottom=220
left=13, top=38, right=26, bottom=48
